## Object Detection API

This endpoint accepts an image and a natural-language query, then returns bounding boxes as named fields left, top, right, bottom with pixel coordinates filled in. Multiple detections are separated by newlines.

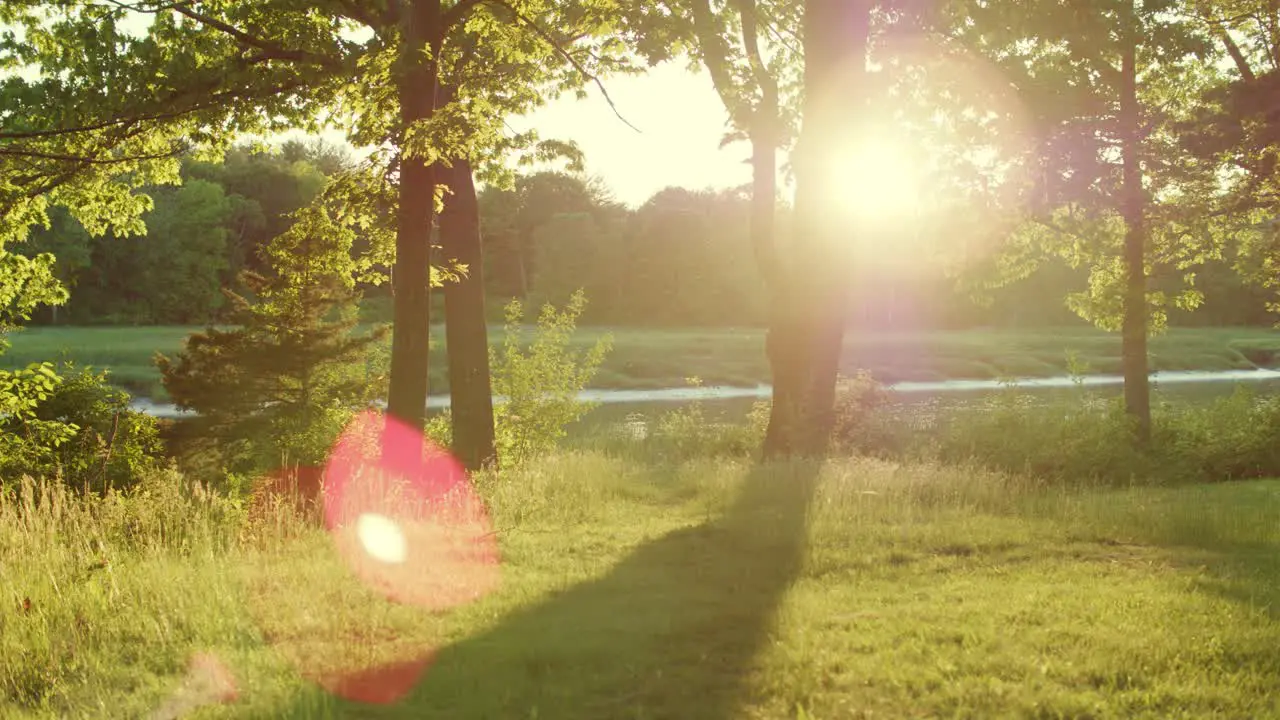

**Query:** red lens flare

left=243, top=410, right=501, bottom=707
left=322, top=410, right=501, bottom=610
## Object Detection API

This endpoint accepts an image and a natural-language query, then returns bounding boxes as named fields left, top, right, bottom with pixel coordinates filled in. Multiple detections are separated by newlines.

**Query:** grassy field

left=4, top=453, right=1280, bottom=718
left=4, top=324, right=1280, bottom=402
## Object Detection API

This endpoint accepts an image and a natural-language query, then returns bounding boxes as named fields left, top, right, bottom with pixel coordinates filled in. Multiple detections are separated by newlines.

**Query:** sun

left=822, top=136, right=924, bottom=230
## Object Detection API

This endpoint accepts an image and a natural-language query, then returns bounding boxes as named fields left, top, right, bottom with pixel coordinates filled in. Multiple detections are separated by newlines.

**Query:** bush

left=489, top=289, right=611, bottom=467
left=1, top=363, right=162, bottom=493
left=932, top=391, right=1152, bottom=487
left=830, top=371, right=914, bottom=457
left=855, top=382, right=1280, bottom=488
left=34, top=364, right=163, bottom=493
left=1159, top=387, right=1280, bottom=482
left=645, top=379, right=764, bottom=461
left=0, top=362, right=78, bottom=482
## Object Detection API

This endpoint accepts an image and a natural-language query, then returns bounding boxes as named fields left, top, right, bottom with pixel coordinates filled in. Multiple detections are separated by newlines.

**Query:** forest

left=15, top=141, right=1280, bottom=330
left=4, top=0, right=1280, bottom=717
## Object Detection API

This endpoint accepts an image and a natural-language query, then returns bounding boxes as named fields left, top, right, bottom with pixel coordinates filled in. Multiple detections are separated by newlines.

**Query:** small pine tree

left=157, top=205, right=387, bottom=474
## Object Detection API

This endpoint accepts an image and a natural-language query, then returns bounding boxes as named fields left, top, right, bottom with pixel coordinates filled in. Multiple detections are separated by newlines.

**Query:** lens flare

left=322, top=410, right=501, bottom=610
left=356, top=513, right=408, bottom=565
left=244, top=410, right=501, bottom=707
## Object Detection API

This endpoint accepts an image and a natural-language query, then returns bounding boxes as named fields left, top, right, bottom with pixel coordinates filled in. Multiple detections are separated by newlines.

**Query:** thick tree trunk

left=385, top=0, right=441, bottom=431
left=440, top=159, right=498, bottom=471
left=764, top=0, right=870, bottom=457
left=1120, top=18, right=1151, bottom=443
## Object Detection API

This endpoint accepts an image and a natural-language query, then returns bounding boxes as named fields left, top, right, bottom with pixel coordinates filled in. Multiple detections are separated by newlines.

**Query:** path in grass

left=4, top=325, right=1280, bottom=402
left=5, top=455, right=1280, bottom=718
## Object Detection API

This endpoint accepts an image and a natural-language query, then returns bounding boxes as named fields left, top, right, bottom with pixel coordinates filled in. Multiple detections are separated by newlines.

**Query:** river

left=129, top=368, right=1280, bottom=421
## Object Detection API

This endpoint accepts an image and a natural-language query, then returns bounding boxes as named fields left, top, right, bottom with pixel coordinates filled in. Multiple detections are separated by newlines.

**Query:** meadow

left=3, top=449, right=1280, bottom=719
left=4, top=324, right=1280, bottom=402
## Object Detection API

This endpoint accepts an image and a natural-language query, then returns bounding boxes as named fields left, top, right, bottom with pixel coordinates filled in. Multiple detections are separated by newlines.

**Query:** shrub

left=858, top=382, right=1280, bottom=488
left=0, top=362, right=78, bottom=482
left=1159, top=387, right=1280, bottom=482
left=645, top=378, right=762, bottom=460
left=31, top=364, right=163, bottom=493
left=489, top=289, right=611, bottom=467
left=830, top=371, right=913, bottom=457
left=932, top=391, right=1152, bottom=487
left=0, top=363, right=162, bottom=493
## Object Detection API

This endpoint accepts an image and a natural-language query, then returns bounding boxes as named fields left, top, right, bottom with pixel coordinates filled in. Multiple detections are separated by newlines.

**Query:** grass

left=3, top=324, right=1280, bottom=402
left=4, top=452, right=1280, bottom=718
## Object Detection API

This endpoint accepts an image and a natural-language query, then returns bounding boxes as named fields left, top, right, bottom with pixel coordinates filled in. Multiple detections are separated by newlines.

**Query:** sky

left=511, top=63, right=755, bottom=207
left=305, top=62, right=755, bottom=208
left=4, top=12, right=752, bottom=209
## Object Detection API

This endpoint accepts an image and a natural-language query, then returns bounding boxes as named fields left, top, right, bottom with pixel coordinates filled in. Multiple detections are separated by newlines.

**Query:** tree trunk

left=1120, top=10, right=1151, bottom=442
left=440, top=159, right=498, bottom=471
left=385, top=0, right=442, bottom=431
left=764, top=0, right=870, bottom=457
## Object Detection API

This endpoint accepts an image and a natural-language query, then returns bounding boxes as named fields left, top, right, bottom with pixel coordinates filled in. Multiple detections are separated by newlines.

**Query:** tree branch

left=735, top=0, right=779, bottom=113
left=442, top=0, right=486, bottom=31
left=94, top=0, right=189, bottom=15
left=481, top=0, right=640, bottom=133
left=167, top=5, right=346, bottom=70
left=0, top=78, right=307, bottom=140
left=687, top=0, right=743, bottom=119
left=0, top=146, right=182, bottom=165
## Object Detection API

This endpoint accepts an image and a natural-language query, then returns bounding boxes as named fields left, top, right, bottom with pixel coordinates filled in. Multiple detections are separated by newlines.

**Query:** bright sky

left=4, top=12, right=750, bottom=209
left=307, top=62, right=754, bottom=207
left=512, top=63, right=754, bottom=207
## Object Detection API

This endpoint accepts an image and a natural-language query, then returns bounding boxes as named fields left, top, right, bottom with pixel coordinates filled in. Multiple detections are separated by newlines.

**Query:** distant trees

left=19, top=148, right=331, bottom=325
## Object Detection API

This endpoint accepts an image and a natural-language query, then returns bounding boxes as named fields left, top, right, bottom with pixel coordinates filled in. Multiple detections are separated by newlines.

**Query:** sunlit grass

left=4, top=452, right=1280, bottom=718
left=4, top=325, right=1279, bottom=402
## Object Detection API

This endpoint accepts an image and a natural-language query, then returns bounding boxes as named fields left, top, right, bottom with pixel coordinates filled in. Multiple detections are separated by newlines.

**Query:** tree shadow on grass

left=321, top=460, right=821, bottom=719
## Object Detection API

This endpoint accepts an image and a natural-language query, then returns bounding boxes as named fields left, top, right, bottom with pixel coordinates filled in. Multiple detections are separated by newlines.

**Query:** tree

left=670, top=0, right=802, bottom=453
left=1181, top=1, right=1280, bottom=320
left=184, top=146, right=329, bottom=286
left=157, top=204, right=386, bottom=473
left=140, top=180, right=232, bottom=323
left=3, top=0, right=661, bottom=439
left=479, top=172, right=601, bottom=299
left=946, top=0, right=1217, bottom=441
left=438, top=159, right=497, bottom=471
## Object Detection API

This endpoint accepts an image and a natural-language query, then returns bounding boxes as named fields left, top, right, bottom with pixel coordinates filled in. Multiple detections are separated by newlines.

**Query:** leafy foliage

left=490, top=290, right=611, bottom=466
left=0, top=361, right=160, bottom=492
left=0, top=362, right=78, bottom=482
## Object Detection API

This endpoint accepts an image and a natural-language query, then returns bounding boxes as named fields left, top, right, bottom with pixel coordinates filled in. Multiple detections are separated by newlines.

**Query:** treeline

left=20, top=141, right=1277, bottom=330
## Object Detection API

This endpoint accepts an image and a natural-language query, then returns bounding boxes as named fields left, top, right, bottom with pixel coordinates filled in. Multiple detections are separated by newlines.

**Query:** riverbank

left=4, top=324, right=1280, bottom=402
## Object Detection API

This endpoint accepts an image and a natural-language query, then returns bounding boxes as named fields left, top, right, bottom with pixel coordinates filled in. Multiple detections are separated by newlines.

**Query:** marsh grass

left=3, top=451, right=1280, bottom=718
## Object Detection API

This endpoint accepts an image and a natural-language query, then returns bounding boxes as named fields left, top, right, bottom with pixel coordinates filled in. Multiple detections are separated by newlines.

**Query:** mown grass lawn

left=4, top=453, right=1280, bottom=718
left=4, top=324, right=1280, bottom=402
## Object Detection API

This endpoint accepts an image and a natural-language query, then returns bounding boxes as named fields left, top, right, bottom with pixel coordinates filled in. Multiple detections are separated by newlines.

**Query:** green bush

left=33, top=364, right=163, bottom=493
left=1159, top=387, right=1280, bottom=482
left=830, top=371, right=914, bottom=457
left=645, top=379, right=763, bottom=461
left=1, top=364, right=162, bottom=493
left=853, top=383, right=1280, bottom=487
left=0, top=362, right=78, bottom=482
left=490, top=289, right=611, bottom=467
left=932, top=392, right=1152, bottom=486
